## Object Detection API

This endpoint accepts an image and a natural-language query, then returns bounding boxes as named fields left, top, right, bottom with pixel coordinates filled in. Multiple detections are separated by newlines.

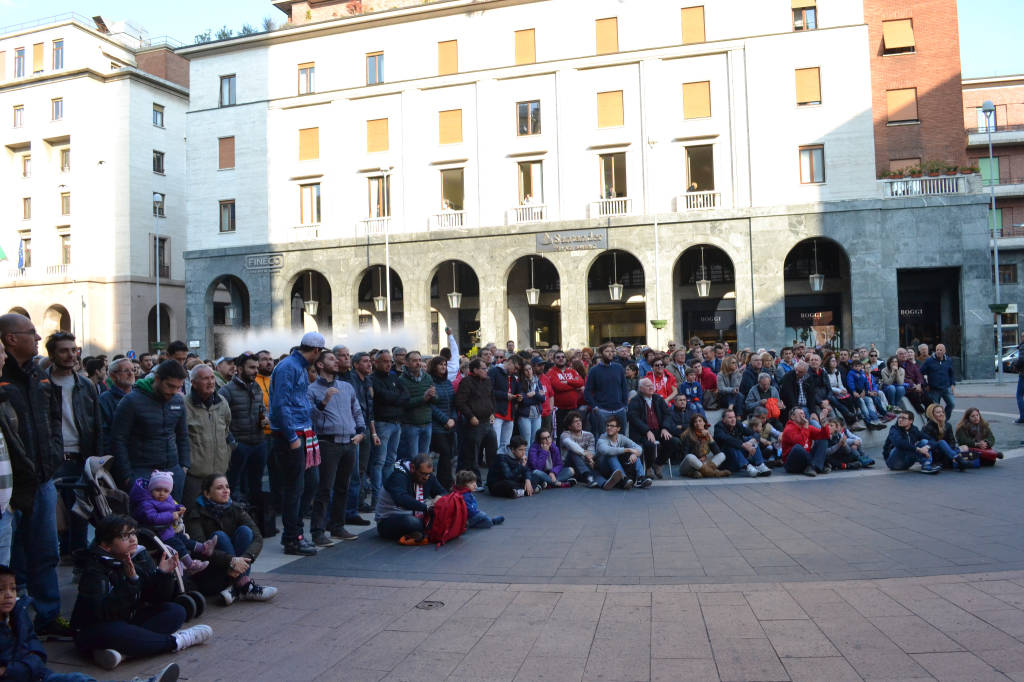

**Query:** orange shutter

left=0, top=53, right=6, bottom=82
left=438, top=40, right=458, bottom=75
left=367, top=118, right=389, bottom=152
left=514, top=29, right=536, bottom=65
left=597, top=91, right=624, bottom=128
left=882, top=19, right=915, bottom=49
left=32, top=43, right=43, bottom=72
left=681, top=7, right=705, bottom=44
left=298, top=127, right=319, bottom=160
left=886, top=88, right=918, bottom=122
left=595, top=18, right=618, bottom=55
left=439, top=109, right=463, bottom=144
left=794, top=68, right=821, bottom=104
left=682, top=81, right=711, bottom=119
left=218, top=136, right=235, bottom=169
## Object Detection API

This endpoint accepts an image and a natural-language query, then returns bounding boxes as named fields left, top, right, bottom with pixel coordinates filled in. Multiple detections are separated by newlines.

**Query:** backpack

left=426, top=491, right=468, bottom=547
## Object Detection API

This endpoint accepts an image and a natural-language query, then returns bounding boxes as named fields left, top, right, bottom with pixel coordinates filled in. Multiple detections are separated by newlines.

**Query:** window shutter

left=795, top=68, right=821, bottom=104
left=439, top=109, right=463, bottom=144
left=218, top=136, right=235, bottom=169
left=367, top=118, right=389, bottom=152
left=515, top=29, right=536, bottom=65
left=595, top=18, right=618, bottom=55
left=298, top=127, right=319, bottom=160
left=682, top=81, right=711, bottom=119
left=597, top=91, right=624, bottom=128
left=886, top=88, right=918, bottom=121
left=32, top=43, right=43, bottom=72
left=0, top=53, right=6, bottom=82
left=438, top=40, right=458, bottom=75
left=882, top=19, right=915, bottom=50
left=681, top=6, right=706, bottom=45
left=791, top=0, right=816, bottom=7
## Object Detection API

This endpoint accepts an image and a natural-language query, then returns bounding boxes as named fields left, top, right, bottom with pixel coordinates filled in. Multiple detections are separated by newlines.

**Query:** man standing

left=399, top=351, right=436, bottom=460
left=99, top=358, right=133, bottom=455
left=453, top=358, right=497, bottom=480
left=269, top=333, right=325, bottom=556
left=584, top=343, right=629, bottom=436
left=219, top=353, right=267, bottom=502
left=138, top=352, right=155, bottom=375
left=920, top=343, right=956, bottom=415
left=0, top=315, right=66, bottom=637
left=546, top=350, right=584, bottom=432
left=183, top=364, right=235, bottom=507
left=341, top=352, right=377, bottom=523
left=367, top=351, right=409, bottom=509
left=307, top=350, right=364, bottom=545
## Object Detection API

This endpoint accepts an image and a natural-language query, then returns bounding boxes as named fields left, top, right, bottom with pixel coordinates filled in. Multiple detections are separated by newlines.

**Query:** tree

left=215, top=25, right=234, bottom=40
left=193, top=29, right=212, bottom=45
left=262, top=16, right=277, bottom=32
left=239, top=23, right=257, bottom=35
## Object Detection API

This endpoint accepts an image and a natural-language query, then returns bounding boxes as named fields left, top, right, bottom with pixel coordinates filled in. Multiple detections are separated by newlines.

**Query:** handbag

left=764, top=398, right=781, bottom=419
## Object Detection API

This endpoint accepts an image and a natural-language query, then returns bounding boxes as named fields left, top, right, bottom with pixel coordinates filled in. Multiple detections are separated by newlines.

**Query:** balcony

left=357, top=216, right=391, bottom=236
left=291, top=223, right=324, bottom=241
left=429, top=210, right=465, bottom=231
left=46, top=264, right=70, bottom=277
left=675, top=191, right=722, bottom=211
left=508, top=204, right=547, bottom=225
left=967, top=124, right=1024, bottom=147
left=5, top=267, right=31, bottom=281
left=589, top=197, right=632, bottom=218
left=880, top=175, right=973, bottom=198
left=981, top=177, right=1024, bottom=198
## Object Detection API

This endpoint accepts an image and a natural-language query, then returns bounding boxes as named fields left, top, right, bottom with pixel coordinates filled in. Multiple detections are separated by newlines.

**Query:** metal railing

left=429, top=210, right=465, bottom=231
left=508, top=204, right=547, bottom=224
left=590, top=197, right=632, bottom=218
left=291, top=223, right=322, bottom=240
left=675, top=191, right=721, bottom=211
left=358, top=217, right=390, bottom=236
left=46, top=264, right=69, bottom=276
left=881, top=176, right=969, bottom=197
left=981, top=177, right=1024, bottom=187
left=6, top=268, right=31, bottom=281
left=966, top=123, right=1024, bottom=134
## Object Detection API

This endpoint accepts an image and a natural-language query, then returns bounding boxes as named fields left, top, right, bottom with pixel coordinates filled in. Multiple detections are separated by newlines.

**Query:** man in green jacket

left=399, top=351, right=435, bottom=462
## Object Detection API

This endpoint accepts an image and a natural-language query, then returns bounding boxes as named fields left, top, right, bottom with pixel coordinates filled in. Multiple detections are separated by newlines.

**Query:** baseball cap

left=300, top=331, right=326, bottom=349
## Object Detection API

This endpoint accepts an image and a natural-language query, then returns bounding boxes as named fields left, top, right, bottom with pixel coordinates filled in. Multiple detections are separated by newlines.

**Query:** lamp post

left=696, top=247, right=711, bottom=298
left=984, top=100, right=1003, bottom=383
left=525, top=257, right=540, bottom=306
left=809, top=239, right=825, bottom=292
left=152, top=192, right=161, bottom=350
left=303, top=271, right=318, bottom=318
left=373, top=265, right=387, bottom=313
left=447, top=261, right=462, bottom=309
left=608, top=251, right=624, bottom=301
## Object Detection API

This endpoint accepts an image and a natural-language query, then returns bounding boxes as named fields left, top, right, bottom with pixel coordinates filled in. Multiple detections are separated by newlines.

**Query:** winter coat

left=0, top=358, right=62, bottom=510
left=779, top=371, right=820, bottom=419
left=680, top=430, right=721, bottom=459
left=186, top=495, right=264, bottom=565
left=488, top=365, right=519, bottom=420
left=369, top=369, right=409, bottom=423
left=923, top=421, right=957, bottom=449
left=516, top=376, right=545, bottom=419
left=486, top=453, right=529, bottom=488
left=47, top=368, right=103, bottom=462
left=184, top=390, right=235, bottom=480
left=129, top=478, right=181, bottom=542
left=0, top=598, right=49, bottom=681
left=430, top=375, right=456, bottom=435
left=268, top=349, right=314, bottom=440
left=956, top=422, right=996, bottom=448
left=70, top=542, right=176, bottom=631
left=713, top=421, right=754, bottom=451
left=0, top=394, right=27, bottom=514
left=626, top=393, right=671, bottom=439
left=218, top=376, right=265, bottom=445
left=109, top=376, right=189, bottom=487
left=453, top=374, right=493, bottom=423
left=98, top=384, right=129, bottom=456
left=921, top=355, right=956, bottom=390
left=527, top=443, right=566, bottom=475
left=399, top=369, right=434, bottom=426
left=376, top=460, right=447, bottom=520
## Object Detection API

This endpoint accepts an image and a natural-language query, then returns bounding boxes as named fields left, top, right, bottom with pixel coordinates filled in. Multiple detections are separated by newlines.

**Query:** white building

left=0, top=14, right=189, bottom=355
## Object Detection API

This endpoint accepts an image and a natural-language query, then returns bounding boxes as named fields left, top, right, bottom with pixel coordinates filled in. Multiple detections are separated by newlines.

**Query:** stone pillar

left=748, top=217, right=787, bottom=351
left=478, top=269, right=508, bottom=347
left=550, top=251, right=589, bottom=348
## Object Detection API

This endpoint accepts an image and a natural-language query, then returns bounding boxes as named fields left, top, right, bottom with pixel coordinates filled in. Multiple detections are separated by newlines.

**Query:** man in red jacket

left=546, top=350, right=584, bottom=432
left=780, top=407, right=830, bottom=477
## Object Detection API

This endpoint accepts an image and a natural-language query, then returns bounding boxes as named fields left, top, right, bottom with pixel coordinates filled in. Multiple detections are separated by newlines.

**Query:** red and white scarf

left=297, top=428, right=321, bottom=469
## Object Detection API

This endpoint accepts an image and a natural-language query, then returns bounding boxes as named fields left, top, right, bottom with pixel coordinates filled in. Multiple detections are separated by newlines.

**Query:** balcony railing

left=675, top=191, right=721, bottom=211
left=590, top=197, right=632, bottom=218
left=6, top=267, right=31, bottom=281
left=967, top=123, right=1024, bottom=135
left=291, top=223, right=322, bottom=241
left=358, top=216, right=391, bottom=236
left=46, top=264, right=69, bottom=277
left=508, top=204, right=547, bottom=224
left=429, top=210, right=465, bottom=231
left=881, top=175, right=970, bottom=198
left=981, top=177, right=1024, bottom=187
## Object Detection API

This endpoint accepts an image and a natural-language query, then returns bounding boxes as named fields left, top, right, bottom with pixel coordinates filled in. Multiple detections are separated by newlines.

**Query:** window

left=514, top=29, right=536, bottom=65
left=597, top=91, right=624, bottom=128
left=32, top=43, right=43, bottom=73
left=51, top=98, right=63, bottom=121
left=799, top=145, right=825, bottom=183
left=219, top=200, right=236, bottom=232
left=438, top=40, right=458, bottom=75
left=60, top=192, right=71, bottom=215
left=19, top=236, right=31, bottom=268
left=686, top=145, right=715, bottom=191
left=682, top=81, right=711, bottom=119
left=882, top=19, right=915, bottom=55
left=793, top=2, right=817, bottom=31
left=595, top=17, right=618, bottom=55
left=52, top=39, right=64, bottom=70
left=439, top=109, right=463, bottom=144
left=795, top=67, right=821, bottom=105
left=600, top=152, right=627, bottom=198
left=153, top=150, right=165, bottom=174
left=889, top=157, right=919, bottom=173
left=297, top=62, right=315, bottom=94
left=22, top=197, right=31, bottom=220
left=220, top=75, right=236, bottom=106
left=978, top=157, right=1001, bottom=185
left=990, top=208, right=1003, bottom=232
left=440, top=168, right=465, bottom=210
left=153, top=193, right=165, bottom=217
left=218, top=136, right=235, bottom=169
left=367, top=118, right=389, bottom=153
left=518, top=161, right=543, bottom=204
left=299, top=183, right=321, bottom=224
left=976, top=105, right=1006, bottom=132
left=21, top=154, right=30, bottom=178
left=681, top=6, right=706, bottom=44
left=60, top=148, right=70, bottom=172
left=13, top=105, right=23, bottom=127
left=366, top=52, right=383, bottom=85
left=298, top=127, right=319, bottom=160
left=368, top=175, right=391, bottom=217
left=886, top=88, right=918, bottom=123
left=153, top=104, right=165, bottom=127
left=999, top=264, right=1018, bottom=285
left=60, top=233, right=71, bottom=265
left=517, top=100, right=541, bottom=135
left=155, top=237, right=169, bottom=278
left=14, top=48, right=24, bottom=78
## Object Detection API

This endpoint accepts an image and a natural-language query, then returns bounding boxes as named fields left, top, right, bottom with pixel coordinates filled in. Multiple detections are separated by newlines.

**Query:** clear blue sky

left=0, top=0, right=1020, bottom=76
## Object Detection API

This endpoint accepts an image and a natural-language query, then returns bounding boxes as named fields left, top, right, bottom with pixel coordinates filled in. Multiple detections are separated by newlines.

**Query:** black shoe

left=283, top=538, right=318, bottom=556
left=639, top=477, right=654, bottom=489
left=345, top=516, right=371, bottom=526
left=311, top=531, right=334, bottom=547
left=358, top=503, right=373, bottom=513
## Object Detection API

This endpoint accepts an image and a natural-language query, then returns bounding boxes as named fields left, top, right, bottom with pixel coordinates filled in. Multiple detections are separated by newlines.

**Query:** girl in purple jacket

left=526, top=430, right=577, bottom=488
left=130, top=470, right=217, bottom=575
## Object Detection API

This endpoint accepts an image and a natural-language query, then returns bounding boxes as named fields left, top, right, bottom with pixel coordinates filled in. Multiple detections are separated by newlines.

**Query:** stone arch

left=41, top=304, right=71, bottom=338
left=356, top=265, right=404, bottom=333
left=428, top=260, right=480, bottom=353
left=147, top=304, right=172, bottom=351
left=205, top=275, right=251, bottom=359
left=586, top=249, right=646, bottom=346
left=672, top=244, right=737, bottom=346
left=506, top=255, right=561, bottom=349
left=288, top=269, right=333, bottom=333
left=782, top=237, right=852, bottom=349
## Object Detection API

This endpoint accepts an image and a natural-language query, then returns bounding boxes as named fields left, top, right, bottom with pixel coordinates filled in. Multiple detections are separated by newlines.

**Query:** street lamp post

left=984, top=101, right=1003, bottom=383
left=152, top=192, right=161, bottom=350
left=379, top=166, right=394, bottom=334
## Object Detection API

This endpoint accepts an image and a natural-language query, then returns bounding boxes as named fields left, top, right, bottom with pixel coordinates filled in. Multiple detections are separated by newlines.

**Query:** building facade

left=0, top=15, right=189, bottom=354
left=181, top=0, right=992, bottom=377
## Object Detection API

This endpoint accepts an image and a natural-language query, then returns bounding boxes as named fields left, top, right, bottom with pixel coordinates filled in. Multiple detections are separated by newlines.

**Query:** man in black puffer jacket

left=218, top=354, right=266, bottom=502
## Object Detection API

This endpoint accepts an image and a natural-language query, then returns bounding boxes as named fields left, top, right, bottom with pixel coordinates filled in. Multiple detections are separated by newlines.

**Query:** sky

left=0, top=0, right=1020, bottom=77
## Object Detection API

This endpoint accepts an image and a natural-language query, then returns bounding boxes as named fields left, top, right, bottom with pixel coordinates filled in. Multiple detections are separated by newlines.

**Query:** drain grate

left=415, top=600, right=445, bottom=610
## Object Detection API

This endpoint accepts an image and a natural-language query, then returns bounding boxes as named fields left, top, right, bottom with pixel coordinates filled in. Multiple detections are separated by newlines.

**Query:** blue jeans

left=928, top=387, right=955, bottom=415
left=598, top=455, right=645, bottom=482
left=271, top=432, right=308, bottom=544
left=855, top=396, right=880, bottom=422
left=493, top=418, right=515, bottom=455
left=468, top=511, right=493, bottom=529
left=517, top=416, right=542, bottom=448
left=783, top=440, right=828, bottom=474
left=74, top=602, right=184, bottom=659
left=724, top=440, right=765, bottom=472
left=44, top=673, right=97, bottom=682
left=590, top=407, right=626, bottom=439
left=883, top=384, right=906, bottom=407
left=566, top=451, right=605, bottom=487
left=885, top=440, right=932, bottom=470
left=11, top=479, right=60, bottom=628
left=400, top=423, right=432, bottom=461
left=369, top=421, right=402, bottom=506
left=345, top=436, right=372, bottom=519
left=229, top=441, right=267, bottom=501
left=212, top=527, right=255, bottom=575
left=925, top=439, right=959, bottom=468
left=1017, top=373, right=1024, bottom=420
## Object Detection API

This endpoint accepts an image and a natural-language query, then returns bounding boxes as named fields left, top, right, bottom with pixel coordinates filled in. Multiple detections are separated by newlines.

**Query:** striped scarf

left=298, top=428, right=321, bottom=469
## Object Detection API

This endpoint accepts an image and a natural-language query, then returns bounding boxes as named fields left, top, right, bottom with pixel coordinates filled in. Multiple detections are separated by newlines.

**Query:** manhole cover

left=415, top=600, right=445, bottom=610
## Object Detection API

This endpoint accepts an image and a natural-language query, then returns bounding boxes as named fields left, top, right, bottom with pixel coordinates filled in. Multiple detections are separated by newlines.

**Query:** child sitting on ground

left=680, top=367, right=706, bottom=419
left=746, top=412, right=782, bottom=467
left=487, top=435, right=549, bottom=498
left=830, top=417, right=874, bottom=468
left=527, top=430, right=577, bottom=488
left=453, top=471, right=504, bottom=528
left=825, top=417, right=863, bottom=470
left=130, top=470, right=216, bottom=576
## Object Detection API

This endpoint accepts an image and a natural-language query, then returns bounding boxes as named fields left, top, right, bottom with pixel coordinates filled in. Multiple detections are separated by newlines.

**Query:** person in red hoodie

left=546, top=350, right=584, bottom=432
left=780, top=407, right=830, bottom=477
left=691, top=360, right=719, bottom=409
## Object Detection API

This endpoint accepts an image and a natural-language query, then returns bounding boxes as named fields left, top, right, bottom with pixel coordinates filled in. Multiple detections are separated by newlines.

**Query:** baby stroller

left=61, top=456, right=207, bottom=620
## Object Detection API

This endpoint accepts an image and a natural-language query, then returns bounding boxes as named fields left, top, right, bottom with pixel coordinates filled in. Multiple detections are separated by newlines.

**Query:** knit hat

left=149, top=470, right=174, bottom=492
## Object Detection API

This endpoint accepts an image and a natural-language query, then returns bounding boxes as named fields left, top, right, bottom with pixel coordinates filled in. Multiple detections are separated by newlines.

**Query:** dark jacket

left=713, top=421, right=754, bottom=451
left=923, top=421, right=957, bottom=448
left=430, top=375, right=456, bottom=435
left=48, top=368, right=102, bottom=462
left=0, top=393, right=31, bottom=513
left=884, top=423, right=926, bottom=468
left=70, top=542, right=176, bottom=631
left=375, top=462, right=447, bottom=520
left=340, top=369, right=374, bottom=424
left=515, top=376, right=545, bottom=419
left=98, top=384, right=129, bottom=456
left=737, top=366, right=763, bottom=400
left=218, top=376, right=265, bottom=445
left=488, top=365, right=518, bottom=420
left=486, top=452, right=528, bottom=488
left=584, top=361, right=629, bottom=411
left=0, top=359, right=62, bottom=510
left=453, top=374, right=493, bottom=423
left=369, top=369, right=409, bottom=423
left=680, top=430, right=721, bottom=459
left=399, top=369, right=434, bottom=426
left=109, top=376, right=189, bottom=486
left=186, top=496, right=263, bottom=565
left=627, top=393, right=671, bottom=439
left=0, top=598, right=49, bottom=681
left=921, top=355, right=956, bottom=390
left=779, top=371, right=819, bottom=420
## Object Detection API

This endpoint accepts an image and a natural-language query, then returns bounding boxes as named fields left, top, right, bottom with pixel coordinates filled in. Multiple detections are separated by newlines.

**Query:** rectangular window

left=13, top=105, right=23, bottom=127
left=682, top=81, right=711, bottom=119
left=220, top=75, right=236, bottom=106
left=600, top=152, right=627, bottom=198
left=792, top=2, right=817, bottom=31
left=153, top=104, right=165, bottom=127
left=889, top=157, right=920, bottom=173
left=299, top=183, right=321, bottom=225
left=438, top=40, right=458, bottom=75
left=297, top=62, right=315, bottom=95
left=439, top=109, right=463, bottom=144
left=60, top=148, right=70, bottom=172
left=440, top=168, right=465, bottom=210
left=976, top=105, right=1006, bottom=131
left=368, top=175, right=391, bottom=217
left=799, top=145, right=825, bottom=184
left=514, top=29, right=536, bottom=65
left=367, top=118, right=389, bottom=153
left=882, top=19, right=915, bottom=54
left=60, top=192, right=71, bottom=216
left=20, top=237, right=31, bottom=267
left=153, top=193, right=165, bottom=217
left=60, top=233, right=71, bottom=265
left=298, top=127, right=319, bottom=160
left=218, top=136, right=235, bottom=169
left=991, top=208, right=1003, bottom=232
left=51, top=98, right=63, bottom=120
left=15, top=48, right=24, bottom=78
left=366, top=52, right=383, bottom=85
left=155, top=237, right=169, bottom=278
left=518, top=160, right=543, bottom=204
left=978, top=157, right=1000, bottom=185
left=681, top=6, right=706, bottom=44
left=595, top=17, right=618, bottom=55
left=32, top=43, right=43, bottom=73
left=517, top=100, right=541, bottom=135
left=21, top=154, right=30, bottom=178
left=795, top=67, right=821, bottom=105
left=219, top=200, right=236, bottom=232
left=686, top=145, right=715, bottom=191
left=999, top=264, right=1017, bottom=284
left=886, top=88, right=918, bottom=122
left=22, top=197, right=31, bottom=220
left=597, top=90, right=624, bottom=128
left=153, top=150, right=165, bottom=174
left=52, top=39, right=63, bottom=69
left=0, top=53, right=5, bottom=82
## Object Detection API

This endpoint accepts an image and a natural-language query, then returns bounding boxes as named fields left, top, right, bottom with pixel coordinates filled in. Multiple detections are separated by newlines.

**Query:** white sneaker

left=746, top=464, right=759, bottom=477
left=94, top=648, right=123, bottom=670
left=756, top=463, right=771, bottom=475
left=130, top=662, right=180, bottom=682
left=173, top=624, right=213, bottom=651
left=514, top=489, right=525, bottom=497
left=219, top=585, right=236, bottom=606
left=238, top=581, right=278, bottom=602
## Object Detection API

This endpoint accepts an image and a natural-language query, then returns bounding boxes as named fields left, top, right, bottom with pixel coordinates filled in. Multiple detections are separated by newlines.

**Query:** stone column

left=478, top=268, right=508, bottom=347
left=748, top=217, right=787, bottom=350
left=551, top=251, right=589, bottom=348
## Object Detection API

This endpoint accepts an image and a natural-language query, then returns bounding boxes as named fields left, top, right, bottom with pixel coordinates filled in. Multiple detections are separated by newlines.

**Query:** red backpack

left=426, top=491, right=468, bottom=547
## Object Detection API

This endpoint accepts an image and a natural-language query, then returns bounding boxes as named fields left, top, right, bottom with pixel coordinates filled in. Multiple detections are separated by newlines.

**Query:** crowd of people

left=0, top=309, right=1012, bottom=678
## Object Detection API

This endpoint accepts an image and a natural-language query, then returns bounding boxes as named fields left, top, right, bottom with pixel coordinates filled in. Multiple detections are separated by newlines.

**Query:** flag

left=17, top=241, right=24, bottom=269
left=0, top=244, right=6, bottom=262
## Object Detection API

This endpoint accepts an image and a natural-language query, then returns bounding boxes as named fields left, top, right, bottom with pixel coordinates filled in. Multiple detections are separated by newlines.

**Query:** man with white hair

left=99, top=357, right=134, bottom=455
left=183, top=364, right=236, bottom=507
left=626, top=377, right=678, bottom=478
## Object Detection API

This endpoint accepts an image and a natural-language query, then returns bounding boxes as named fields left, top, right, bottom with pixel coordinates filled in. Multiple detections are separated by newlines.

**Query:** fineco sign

left=244, top=253, right=284, bottom=271
left=536, top=229, right=608, bottom=253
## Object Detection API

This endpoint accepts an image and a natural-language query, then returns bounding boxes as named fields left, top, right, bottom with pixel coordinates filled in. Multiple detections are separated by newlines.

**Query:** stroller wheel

left=174, top=593, right=197, bottom=621
left=187, top=590, right=206, bottom=618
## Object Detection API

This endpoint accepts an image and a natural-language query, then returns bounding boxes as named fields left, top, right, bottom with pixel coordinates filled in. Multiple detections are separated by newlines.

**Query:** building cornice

left=0, top=66, right=188, bottom=98
left=962, top=74, right=1024, bottom=88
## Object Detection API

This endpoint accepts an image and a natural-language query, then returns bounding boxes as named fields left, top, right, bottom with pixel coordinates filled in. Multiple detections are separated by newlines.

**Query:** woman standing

left=516, top=362, right=545, bottom=448
left=427, top=356, right=457, bottom=490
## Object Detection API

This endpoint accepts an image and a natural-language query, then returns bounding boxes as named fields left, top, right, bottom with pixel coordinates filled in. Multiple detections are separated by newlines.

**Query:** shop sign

left=785, top=308, right=836, bottom=327
left=536, top=229, right=608, bottom=253
left=691, top=310, right=736, bottom=330
left=244, top=253, right=283, bottom=271
left=899, top=307, right=927, bottom=322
